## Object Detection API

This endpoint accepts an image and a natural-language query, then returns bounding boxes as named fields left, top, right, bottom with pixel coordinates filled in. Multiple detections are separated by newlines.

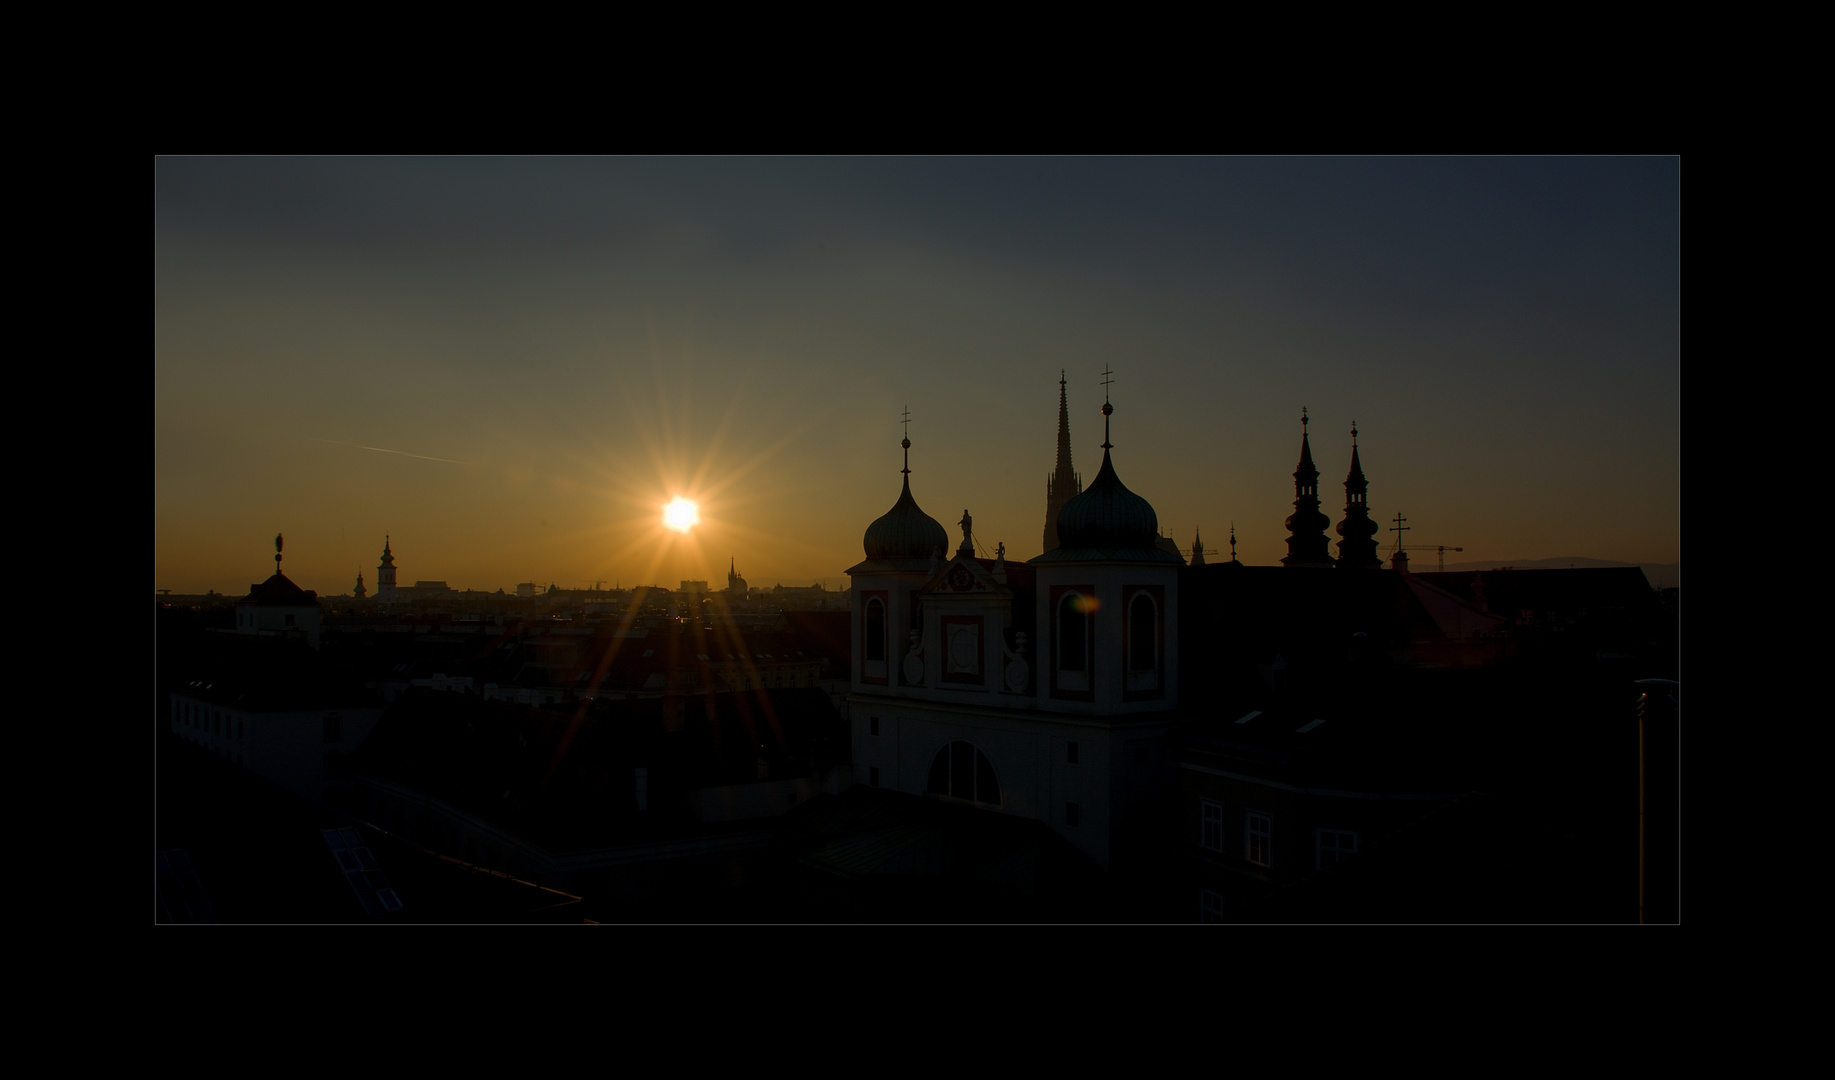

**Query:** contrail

left=315, top=438, right=471, bottom=465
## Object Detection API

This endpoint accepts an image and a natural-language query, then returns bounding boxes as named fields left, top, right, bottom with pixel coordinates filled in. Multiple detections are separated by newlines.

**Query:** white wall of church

left=850, top=695, right=1133, bottom=868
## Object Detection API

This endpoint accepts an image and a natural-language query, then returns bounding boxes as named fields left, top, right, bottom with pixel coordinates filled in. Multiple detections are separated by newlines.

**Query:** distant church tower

left=377, top=536, right=399, bottom=604
left=1042, top=372, right=1082, bottom=554
left=1189, top=528, right=1206, bottom=567
left=726, top=557, right=748, bottom=597
left=1335, top=423, right=1382, bottom=569
left=1282, top=409, right=1335, bottom=567
left=353, top=570, right=368, bottom=601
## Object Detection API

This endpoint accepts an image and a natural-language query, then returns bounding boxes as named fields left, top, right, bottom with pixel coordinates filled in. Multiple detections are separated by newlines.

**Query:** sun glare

left=663, top=496, right=701, bottom=533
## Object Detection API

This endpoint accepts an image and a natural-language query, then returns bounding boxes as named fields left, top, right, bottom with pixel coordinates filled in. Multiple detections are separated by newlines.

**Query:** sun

left=662, top=496, right=701, bottom=533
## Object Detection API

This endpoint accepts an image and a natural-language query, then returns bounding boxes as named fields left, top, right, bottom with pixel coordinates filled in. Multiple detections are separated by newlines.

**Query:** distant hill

left=1440, top=557, right=1678, bottom=590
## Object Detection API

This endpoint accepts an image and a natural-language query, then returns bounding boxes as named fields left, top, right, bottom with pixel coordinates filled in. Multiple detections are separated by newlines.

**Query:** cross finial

left=1389, top=512, right=1410, bottom=552
left=1100, top=365, right=1115, bottom=449
left=900, top=405, right=912, bottom=475
left=1351, top=420, right=1359, bottom=444
left=1301, top=406, right=1309, bottom=429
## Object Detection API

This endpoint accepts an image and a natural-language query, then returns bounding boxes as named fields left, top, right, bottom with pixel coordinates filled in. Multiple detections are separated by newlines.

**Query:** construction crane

left=1399, top=545, right=1465, bottom=572
left=1388, top=514, right=1464, bottom=571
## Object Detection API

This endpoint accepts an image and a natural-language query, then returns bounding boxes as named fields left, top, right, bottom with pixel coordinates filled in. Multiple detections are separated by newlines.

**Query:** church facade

left=846, top=391, right=1183, bottom=871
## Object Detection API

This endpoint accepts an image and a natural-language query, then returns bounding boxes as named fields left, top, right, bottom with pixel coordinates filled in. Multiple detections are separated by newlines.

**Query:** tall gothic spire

left=1282, top=408, right=1335, bottom=567
left=1042, top=371, right=1082, bottom=553
left=1335, top=421, right=1382, bottom=569
left=1190, top=528, right=1206, bottom=567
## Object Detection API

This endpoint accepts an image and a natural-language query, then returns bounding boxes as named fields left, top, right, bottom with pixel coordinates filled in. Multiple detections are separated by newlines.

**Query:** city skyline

left=155, top=157, right=1679, bottom=596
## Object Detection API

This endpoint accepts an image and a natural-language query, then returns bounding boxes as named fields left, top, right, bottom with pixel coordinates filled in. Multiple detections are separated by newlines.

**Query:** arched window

left=1058, top=593, right=1087, bottom=673
left=1129, top=593, right=1157, bottom=672
left=925, top=740, right=1001, bottom=806
left=865, top=598, right=886, bottom=662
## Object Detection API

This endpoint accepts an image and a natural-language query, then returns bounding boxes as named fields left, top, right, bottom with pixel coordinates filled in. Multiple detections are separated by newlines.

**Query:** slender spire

left=274, top=532, right=284, bottom=576
left=1230, top=523, right=1239, bottom=564
left=1055, top=371, right=1074, bottom=478
left=1190, top=527, right=1206, bottom=567
left=1335, top=421, right=1381, bottom=569
left=1283, top=408, right=1334, bottom=567
left=1043, top=375, right=1082, bottom=553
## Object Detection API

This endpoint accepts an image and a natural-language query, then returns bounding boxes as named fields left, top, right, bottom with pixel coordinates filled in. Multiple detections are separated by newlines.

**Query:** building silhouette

left=376, top=536, right=399, bottom=605
left=1041, top=372, right=1082, bottom=554
left=1281, top=410, right=1334, bottom=568
left=848, top=386, right=1181, bottom=871
left=1334, top=424, right=1382, bottom=570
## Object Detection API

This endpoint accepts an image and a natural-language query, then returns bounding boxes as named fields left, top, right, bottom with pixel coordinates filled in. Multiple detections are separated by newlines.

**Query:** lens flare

left=663, top=497, right=700, bottom=533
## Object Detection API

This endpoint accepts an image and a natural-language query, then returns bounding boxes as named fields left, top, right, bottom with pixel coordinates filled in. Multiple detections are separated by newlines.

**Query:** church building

left=847, top=385, right=1183, bottom=871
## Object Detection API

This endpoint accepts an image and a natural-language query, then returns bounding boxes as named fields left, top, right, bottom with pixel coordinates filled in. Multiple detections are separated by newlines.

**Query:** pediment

left=919, top=554, right=1010, bottom=598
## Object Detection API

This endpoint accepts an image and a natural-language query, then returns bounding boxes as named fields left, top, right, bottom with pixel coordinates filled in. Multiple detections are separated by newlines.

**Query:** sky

left=154, top=157, right=1679, bottom=596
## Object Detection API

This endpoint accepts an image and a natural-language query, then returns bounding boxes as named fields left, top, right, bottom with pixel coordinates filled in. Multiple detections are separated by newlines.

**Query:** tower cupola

left=1335, top=422, right=1382, bottom=569
left=862, top=429, right=948, bottom=562
left=1037, top=383, right=1181, bottom=564
left=1282, top=408, right=1335, bottom=567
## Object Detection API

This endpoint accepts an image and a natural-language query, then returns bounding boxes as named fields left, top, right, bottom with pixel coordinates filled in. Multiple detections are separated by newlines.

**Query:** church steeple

left=1043, top=371, right=1082, bottom=553
left=1335, top=422, right=1382, bottom=569
left=1282, top=409, right=1335, bottom=567
left=1190, top=528, right=1206, bottom=567
left=377, top=535, right=399, bottom=604
left=354, top=570, right=368, bottom=600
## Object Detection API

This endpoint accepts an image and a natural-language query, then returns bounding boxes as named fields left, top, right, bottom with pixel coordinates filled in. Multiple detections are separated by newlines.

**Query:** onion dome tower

left=1335, top=422, right=1382, bottom=569
left=848, top=415, right=950, bottom=691
left=1282, top=409, right=1335, bottom=567
left=1041, top=396, right=1183, bottom=564
left=1031, top=372, right=1181, bottom=718
left=863, top=431, right=948, bottom=562
left=353, top=570, right=367, bottom=600
left=1042, top=372, right=1082, bottom=554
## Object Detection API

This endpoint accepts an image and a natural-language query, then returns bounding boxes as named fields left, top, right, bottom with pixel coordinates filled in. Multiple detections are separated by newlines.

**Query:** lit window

left=1246, top=812, right=1272, bottom=867
left=1202, top=801, right=1224, bottom=852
